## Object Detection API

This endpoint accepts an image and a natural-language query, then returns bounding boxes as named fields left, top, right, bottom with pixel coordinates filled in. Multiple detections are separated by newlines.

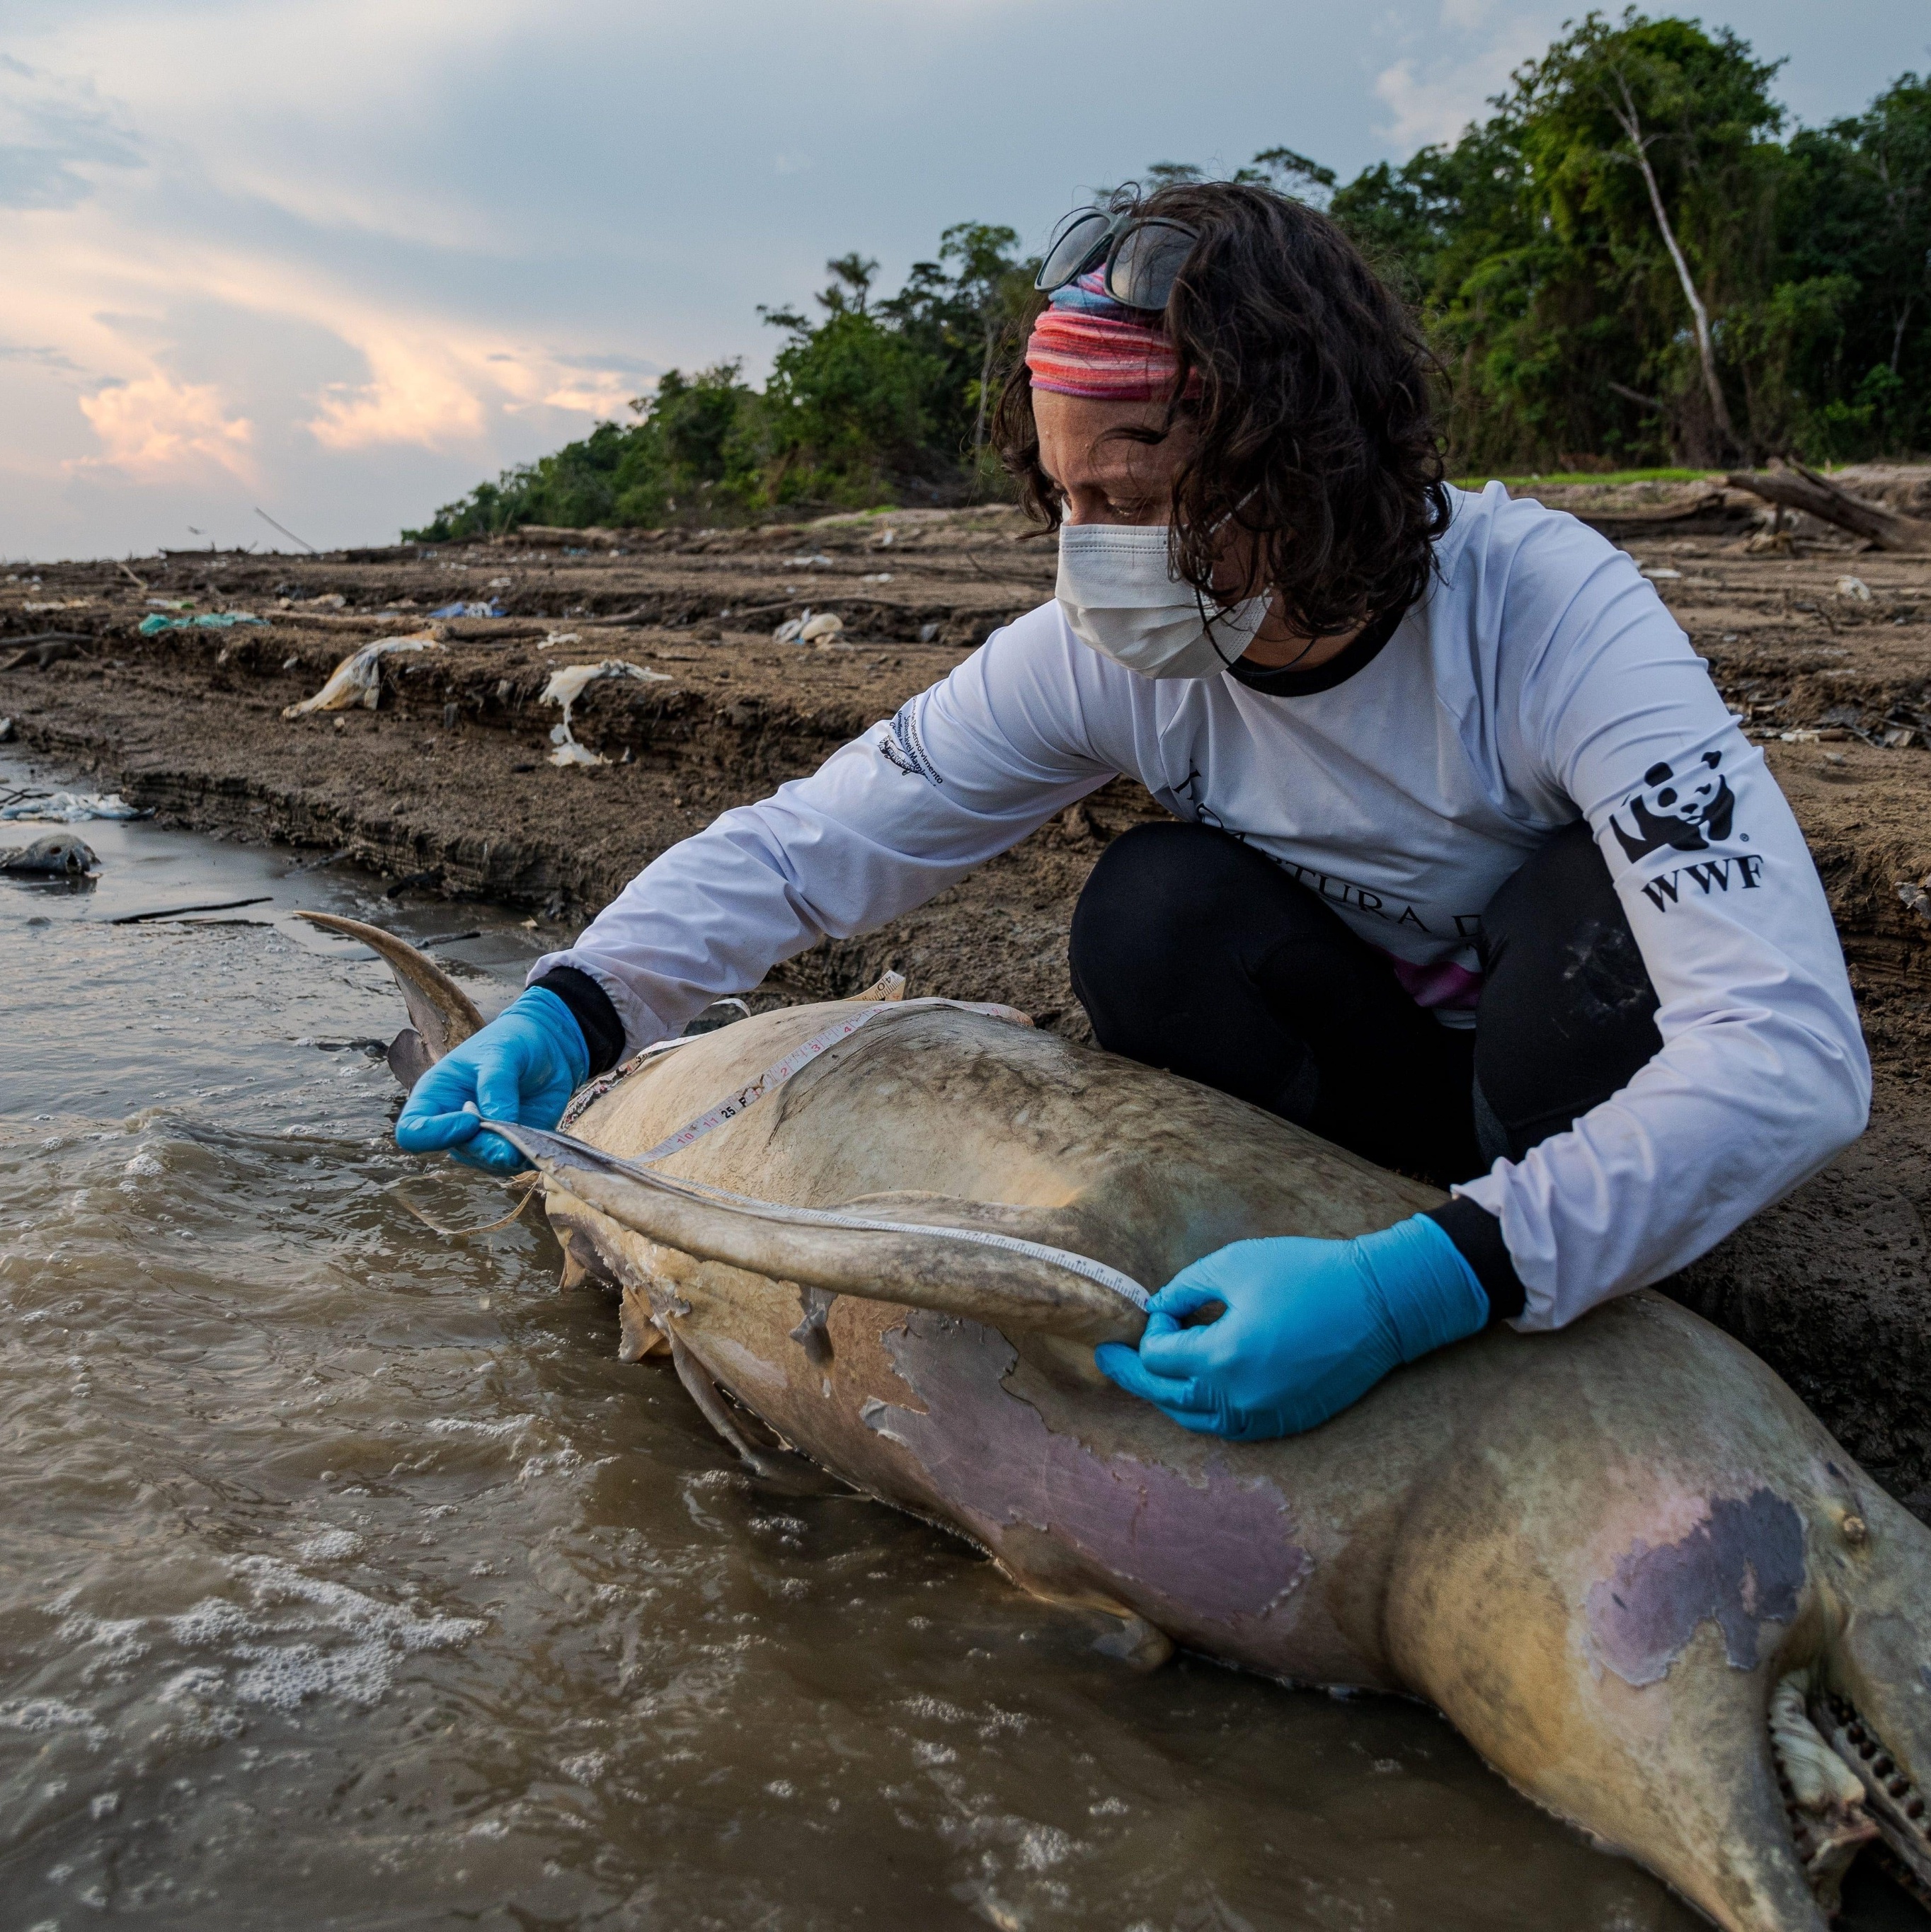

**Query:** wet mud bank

left=5, top=512, right=1930, bottom=1508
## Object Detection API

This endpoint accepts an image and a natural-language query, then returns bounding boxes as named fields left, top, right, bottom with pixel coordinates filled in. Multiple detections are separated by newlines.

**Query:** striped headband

left=1024, top=268, right=1198, bottom=402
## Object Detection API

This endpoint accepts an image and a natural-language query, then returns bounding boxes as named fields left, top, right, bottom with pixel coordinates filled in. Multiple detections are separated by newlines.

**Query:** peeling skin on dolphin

left=789, top=1282, right=837, bottom=1366
left=864, top=1314, right=1313, bottom=1635
left=357, top=928, right=1931, bottom=1931
left=1588, top=1490, right=1808, bottom=1686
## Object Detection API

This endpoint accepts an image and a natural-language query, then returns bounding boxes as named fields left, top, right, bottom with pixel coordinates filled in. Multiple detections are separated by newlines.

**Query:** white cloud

left=0, top=52, right=143, bottom=210
left=0, top=0, right=1918, bottom=557
left=306, top=340, right=489, bottom=452
left=76, top=372, right=253, bottom=478
left=1371, top=3, right=1562, bottom=150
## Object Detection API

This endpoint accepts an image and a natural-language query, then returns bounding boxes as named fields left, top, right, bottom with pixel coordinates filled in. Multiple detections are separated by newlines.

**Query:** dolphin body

left=316, top=912, right=1931, bottom=1931
left=0, top=832, right=98, bottom=877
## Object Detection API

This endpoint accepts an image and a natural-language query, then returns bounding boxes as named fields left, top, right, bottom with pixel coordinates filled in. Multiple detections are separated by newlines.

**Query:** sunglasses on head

left=1035, top=206, right=1200, bottom=312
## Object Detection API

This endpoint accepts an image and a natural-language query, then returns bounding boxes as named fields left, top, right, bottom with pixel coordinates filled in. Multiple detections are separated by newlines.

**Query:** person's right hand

left=395, top=987, right=590, bottom=1173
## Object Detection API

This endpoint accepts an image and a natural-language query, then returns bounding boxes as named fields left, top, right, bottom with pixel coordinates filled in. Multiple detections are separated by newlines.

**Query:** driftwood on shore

left=1567, top=492, right=1756, bottom=541
left=1726, top=463, right=1931, bottom=553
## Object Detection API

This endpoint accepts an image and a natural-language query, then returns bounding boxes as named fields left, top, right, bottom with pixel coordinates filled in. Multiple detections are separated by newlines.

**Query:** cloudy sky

left=3, top=0, right=1923, bottom=560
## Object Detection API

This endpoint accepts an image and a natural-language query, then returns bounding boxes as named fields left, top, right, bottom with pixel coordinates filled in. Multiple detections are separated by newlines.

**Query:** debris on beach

left=137, top=611, right=266, bottom=635
left=1, top=791, right=149, bottom=823
left=111, top=894, right=271, bottom=924
left=773, top=610, right=844, bottom=646
left=428, top=599, right=505, bottom=619
left=283, top=634, right=445, bottom=718
left=0, top=832, right=99, bottom=877
left=539, top=658, right=672, bottom=766
left=1, top=637, right=91, bottom=671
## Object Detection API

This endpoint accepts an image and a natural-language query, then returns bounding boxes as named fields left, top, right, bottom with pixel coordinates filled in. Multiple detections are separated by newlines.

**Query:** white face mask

left=1055, top=524, right=1271, bottom=679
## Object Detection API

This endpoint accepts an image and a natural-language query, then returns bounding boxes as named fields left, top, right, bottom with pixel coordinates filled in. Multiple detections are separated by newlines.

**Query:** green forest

left=408, top=11, right=1931, bottom=541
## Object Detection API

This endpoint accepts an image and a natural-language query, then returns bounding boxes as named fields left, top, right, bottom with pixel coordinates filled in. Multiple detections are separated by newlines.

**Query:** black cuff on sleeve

left=1425, top=1195, right=1526, bottom=1323
left=531, top=966, right=625, bottom=1076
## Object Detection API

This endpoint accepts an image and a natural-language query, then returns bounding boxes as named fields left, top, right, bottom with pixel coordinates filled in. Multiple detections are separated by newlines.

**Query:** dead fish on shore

left=345, top=911, right=1931, bottom=1931
left=538, top=659, right=673, bottom=766
left=0, top=634, right=91, bottom=672
left=0, top=832, right=98, bottom=876
left=282, top=633, right=444, bottom=718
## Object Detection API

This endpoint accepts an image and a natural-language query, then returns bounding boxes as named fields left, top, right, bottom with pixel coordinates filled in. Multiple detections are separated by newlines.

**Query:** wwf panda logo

left=1610, top=751, right=1736, bottom=861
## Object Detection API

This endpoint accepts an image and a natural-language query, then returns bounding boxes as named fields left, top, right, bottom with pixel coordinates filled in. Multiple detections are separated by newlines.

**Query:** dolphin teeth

left=1814, top=1686, right=1931, bottom=1903
left=1772, top=1672, right=1868, bottom=1817
left=1772, top=1671, right=1882, bottom=1914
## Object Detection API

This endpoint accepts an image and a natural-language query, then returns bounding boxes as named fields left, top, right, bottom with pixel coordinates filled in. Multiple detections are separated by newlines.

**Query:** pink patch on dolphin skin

left=1586, top=1489, right=1805, bottom=1688
left=862, top=1314, right=1312, bottom=1631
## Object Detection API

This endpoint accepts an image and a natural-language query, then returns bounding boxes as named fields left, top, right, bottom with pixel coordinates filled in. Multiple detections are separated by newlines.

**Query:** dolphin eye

left=1656, top=788, right=1677, bottom=807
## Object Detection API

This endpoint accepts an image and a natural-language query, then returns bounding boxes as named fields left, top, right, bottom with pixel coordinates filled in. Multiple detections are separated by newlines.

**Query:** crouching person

left=399, top=180, right=1869, bottom=1440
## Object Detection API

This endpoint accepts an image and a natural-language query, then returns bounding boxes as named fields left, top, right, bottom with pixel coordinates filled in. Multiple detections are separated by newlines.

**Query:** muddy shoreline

left=5, top=503, right=1929, bottom=1507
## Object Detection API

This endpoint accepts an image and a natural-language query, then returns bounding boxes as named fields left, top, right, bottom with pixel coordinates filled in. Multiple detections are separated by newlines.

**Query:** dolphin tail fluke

left=294, top=912, right=485, bottom=1076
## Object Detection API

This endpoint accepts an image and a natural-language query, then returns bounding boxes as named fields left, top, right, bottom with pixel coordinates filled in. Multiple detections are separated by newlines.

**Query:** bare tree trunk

left=1606, top=72, right=1742, bottom=461
left=1892, top=298, right=1914, bottom=375
left=1608, top=378, right=1664, bottom=410
left=1725, top=462, right=1931, bottom=551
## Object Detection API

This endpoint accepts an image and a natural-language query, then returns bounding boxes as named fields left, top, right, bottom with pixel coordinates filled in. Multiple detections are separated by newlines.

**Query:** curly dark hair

left=991, top=181, right=1450, bottom=639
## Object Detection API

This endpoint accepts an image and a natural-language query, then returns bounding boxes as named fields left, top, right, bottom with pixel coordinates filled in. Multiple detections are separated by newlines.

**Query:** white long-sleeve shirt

left=534, top=483, right=1869, bottom=1330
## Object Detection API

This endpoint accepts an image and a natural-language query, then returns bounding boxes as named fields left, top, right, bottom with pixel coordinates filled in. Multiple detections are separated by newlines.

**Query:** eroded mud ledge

left=5, top=508, right=1928, bottom=1508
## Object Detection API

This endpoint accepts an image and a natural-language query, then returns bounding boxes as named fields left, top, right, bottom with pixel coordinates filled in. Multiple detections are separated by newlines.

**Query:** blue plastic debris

left=428, top=599, right=505, bottom=619
left=137, top=611, right=267, bottom=636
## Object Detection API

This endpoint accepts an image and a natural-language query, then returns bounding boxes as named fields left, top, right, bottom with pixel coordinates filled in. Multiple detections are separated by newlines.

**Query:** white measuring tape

left=624, top=996, right=1028, bottom=1163
left=520, top=988, right=1150, bottom=1313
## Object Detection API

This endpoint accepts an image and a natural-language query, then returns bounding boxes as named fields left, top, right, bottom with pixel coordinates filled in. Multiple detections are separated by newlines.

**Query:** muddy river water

left=0, top=754, right=1914, bottom=1931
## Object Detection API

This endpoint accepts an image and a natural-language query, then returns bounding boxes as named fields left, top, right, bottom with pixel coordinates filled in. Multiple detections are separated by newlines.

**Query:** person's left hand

left=394, top=987, right=590, bottom=1174
left=1094, top=1214, right=1489, bottom=1439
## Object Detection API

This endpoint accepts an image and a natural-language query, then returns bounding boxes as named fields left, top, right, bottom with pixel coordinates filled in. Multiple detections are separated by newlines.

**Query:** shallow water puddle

left=0, top=752, right=1826, bottom=1930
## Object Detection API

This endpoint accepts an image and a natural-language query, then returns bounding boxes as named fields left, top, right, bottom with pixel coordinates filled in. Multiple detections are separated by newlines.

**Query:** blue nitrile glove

left=394, top=987, right=590, bottom=1175
left=1095, top=1215, right=1488, bottom=1439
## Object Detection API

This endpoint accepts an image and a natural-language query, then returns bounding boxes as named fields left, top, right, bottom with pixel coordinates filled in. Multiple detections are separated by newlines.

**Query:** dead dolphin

left=365, top=926, right=1931, bottom=1931
left=0, top=832, right=98, bottom=878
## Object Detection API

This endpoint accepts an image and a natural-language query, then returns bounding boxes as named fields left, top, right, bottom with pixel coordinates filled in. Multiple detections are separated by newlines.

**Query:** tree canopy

left=408, top=10, right=1931, bottom=541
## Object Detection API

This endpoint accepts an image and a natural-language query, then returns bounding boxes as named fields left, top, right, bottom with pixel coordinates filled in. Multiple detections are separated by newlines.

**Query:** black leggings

left=1069, top=820, right=1662, bottom=1194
